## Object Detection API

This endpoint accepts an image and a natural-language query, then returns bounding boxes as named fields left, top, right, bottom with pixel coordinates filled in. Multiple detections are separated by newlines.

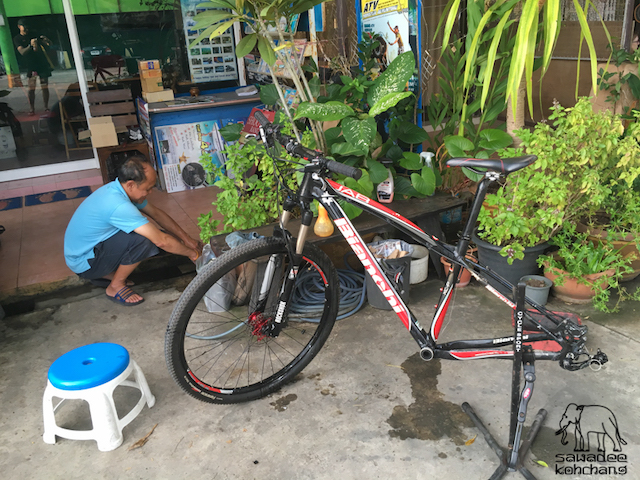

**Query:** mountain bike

left=165, top=112, right=608, bottom=478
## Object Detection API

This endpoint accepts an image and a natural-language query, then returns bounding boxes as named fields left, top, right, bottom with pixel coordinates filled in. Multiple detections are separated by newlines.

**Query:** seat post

left=454, top=174, right=495, bottom=258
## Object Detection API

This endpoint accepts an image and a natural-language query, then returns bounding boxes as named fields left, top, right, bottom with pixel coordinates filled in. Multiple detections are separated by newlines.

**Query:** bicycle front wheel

left=165, top=236, right=339, bottom=403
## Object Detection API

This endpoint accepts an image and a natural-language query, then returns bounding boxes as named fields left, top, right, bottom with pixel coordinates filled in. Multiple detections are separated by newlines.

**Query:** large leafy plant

left=294, top=50, right=438, bottom=206
left=426, top=10, right=514, bottom=184
left=439, top=0, right=609, bottom=119
left=477, top=98, right=640, bottom=261
left=193, top=0, right=327, bottom=149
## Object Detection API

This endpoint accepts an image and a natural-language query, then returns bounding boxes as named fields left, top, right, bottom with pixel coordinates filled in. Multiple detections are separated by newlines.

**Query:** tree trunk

left=507, top=77, right=526, bottom=146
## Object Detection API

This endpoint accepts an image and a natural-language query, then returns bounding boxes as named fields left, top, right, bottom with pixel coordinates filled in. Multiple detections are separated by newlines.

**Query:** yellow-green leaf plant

left=438, top=0, right=610, bottom=120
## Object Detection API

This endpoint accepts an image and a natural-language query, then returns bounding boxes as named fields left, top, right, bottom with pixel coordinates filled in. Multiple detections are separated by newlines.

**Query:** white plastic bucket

left=410, top=245, right=429, bottom=284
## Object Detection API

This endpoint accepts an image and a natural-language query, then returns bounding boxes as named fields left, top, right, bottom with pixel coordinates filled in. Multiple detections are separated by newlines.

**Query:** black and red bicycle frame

left=315, top=174, right=566, bottom=362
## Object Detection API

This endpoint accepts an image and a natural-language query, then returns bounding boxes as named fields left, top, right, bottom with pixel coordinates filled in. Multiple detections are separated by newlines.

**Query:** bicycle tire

left=165, top=236, right=339, bottom=403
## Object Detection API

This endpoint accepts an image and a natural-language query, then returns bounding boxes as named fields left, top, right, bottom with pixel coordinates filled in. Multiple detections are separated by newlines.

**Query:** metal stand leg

left=462, top=282, right=547, bottom=479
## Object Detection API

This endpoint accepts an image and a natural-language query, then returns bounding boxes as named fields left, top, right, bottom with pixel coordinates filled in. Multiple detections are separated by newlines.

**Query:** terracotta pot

left=577, top=221, right=640, bottom=282
left=440, top=256, right=472, bottom=287
left=543, top=262, right=614, bottom=304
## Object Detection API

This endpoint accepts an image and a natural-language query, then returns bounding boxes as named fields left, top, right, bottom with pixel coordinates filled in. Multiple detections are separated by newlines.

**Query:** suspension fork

left=264, top=187, right=315, bottom=337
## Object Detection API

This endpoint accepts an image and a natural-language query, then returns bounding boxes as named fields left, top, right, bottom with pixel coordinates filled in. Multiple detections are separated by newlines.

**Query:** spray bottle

left=377, top=159, right=394, bottom=203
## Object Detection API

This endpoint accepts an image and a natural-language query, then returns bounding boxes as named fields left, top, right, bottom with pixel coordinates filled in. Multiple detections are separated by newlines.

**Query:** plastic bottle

left=377, top=168, right=394, bottom=203
left=314, top=204, right=334, bottom=237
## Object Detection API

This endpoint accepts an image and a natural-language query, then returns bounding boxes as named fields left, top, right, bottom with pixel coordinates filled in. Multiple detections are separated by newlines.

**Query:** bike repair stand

left=462, top=282, right=547, bottom=480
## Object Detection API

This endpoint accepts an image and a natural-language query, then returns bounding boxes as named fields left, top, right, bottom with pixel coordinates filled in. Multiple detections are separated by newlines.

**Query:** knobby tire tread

left=165, top=237, right=339, bottom=404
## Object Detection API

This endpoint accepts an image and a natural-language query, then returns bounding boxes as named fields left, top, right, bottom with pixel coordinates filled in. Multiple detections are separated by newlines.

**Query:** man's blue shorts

left=78, top=230, right=159, bottom=280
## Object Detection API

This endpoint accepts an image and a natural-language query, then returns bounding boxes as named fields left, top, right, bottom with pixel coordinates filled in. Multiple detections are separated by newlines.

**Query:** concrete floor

left=1, top=273, right=639, bottom=480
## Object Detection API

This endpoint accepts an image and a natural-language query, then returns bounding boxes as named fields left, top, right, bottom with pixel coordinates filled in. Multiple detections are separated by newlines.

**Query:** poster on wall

left=182, top=0, right=238, bottom=83
left=154, top=121, right=227, bottom=193
left=360, top=0, right=419, bottom=94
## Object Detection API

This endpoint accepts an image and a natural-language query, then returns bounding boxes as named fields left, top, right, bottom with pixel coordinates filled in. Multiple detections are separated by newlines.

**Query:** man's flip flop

left=90, top=278, right=134, bottom=288
left=107, top=286, right=144, bottom=306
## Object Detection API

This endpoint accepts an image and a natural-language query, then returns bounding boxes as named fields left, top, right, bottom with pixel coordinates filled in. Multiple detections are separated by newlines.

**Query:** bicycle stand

left=462, top=282, right=547, bottom=480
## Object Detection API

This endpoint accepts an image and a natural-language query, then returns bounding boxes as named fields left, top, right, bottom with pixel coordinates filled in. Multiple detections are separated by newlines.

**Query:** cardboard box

left=86, top=117, right=118, bottom=148
left=138, top=59, right=161, bottom=71
left=141, top=68, right=162, bottom=79
left=142, top=89, right=175, bottom=103
left=141, top=76, right=164, bottom=93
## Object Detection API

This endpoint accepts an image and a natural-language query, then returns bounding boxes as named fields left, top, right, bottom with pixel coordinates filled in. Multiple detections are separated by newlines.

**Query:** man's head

left=17, top=19, right=29, bottom=35
left=118, top=155, right=157, bottom=203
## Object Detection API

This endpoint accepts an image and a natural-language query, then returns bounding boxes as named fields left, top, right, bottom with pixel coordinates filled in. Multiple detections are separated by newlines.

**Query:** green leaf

left=394, top=175, right=420, bottom=197
left=444, top=135, right=474, bottom=157
left=367, top=159, right=390, bottom=183
left=188, top=25, right=217, bottom=49
left=309, top=76, right=321, bottom=98
left=235, top=33, right=257, bottom=58
left=410, top=172, right=426, bottom=194
left=386, top=144, right=404, bottom=161
left=260, top=84, right=279, bottom=106
left=324, top=127, right=343, bottom=148
left=219, top=123, right=243, bottom=142
left=197, top=0, right=236, bottom=10
left=208, top=19, right=237, bottom=42
left=331, top=142, right=367, bottom=157
left=369, top=91, right=413, bottom=117
left=258, top=36, right=276, bottom=67
left=421, top=166, right=437, bottom=194
left=342, top=116, right=376, bottom=152
left=368, top=51, right=415, bottom=107
left=399, top=152, right=423, bottom=170
left=294, top=101, right=355, bottom=121
left=477, top=129, right=513, bottom=151
left=194, top=11, right=235, bottom=29
left=390, top=122, right=429, bottom=144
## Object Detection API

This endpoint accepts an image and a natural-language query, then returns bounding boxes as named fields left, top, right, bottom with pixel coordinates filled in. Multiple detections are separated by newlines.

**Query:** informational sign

left=359, top=0, right=420, bottom=97
left=155, top=121, right=227, bottom=193
left=182, top=0, right=238, bottom=83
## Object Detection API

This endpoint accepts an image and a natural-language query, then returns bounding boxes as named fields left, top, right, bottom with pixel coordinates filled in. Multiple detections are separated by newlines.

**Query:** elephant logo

left=556, top=403, right=627, bottom=452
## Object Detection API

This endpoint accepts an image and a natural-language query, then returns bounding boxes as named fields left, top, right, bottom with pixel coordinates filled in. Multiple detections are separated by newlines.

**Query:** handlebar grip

left=254, top=110, right=270, bottom=128
left=326, top=159, right=362, bottom=180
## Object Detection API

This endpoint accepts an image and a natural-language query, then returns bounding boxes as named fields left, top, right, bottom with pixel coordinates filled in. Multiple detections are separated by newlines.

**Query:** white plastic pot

left=410, top=245, right=429, bottom=284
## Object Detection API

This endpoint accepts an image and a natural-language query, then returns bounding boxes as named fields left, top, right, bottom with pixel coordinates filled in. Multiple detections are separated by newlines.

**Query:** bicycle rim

left=165, top=237, right=339, bottom=404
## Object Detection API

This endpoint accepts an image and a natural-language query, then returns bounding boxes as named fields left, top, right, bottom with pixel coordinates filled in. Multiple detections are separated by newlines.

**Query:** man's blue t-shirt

left=64, top=180, right=149, bottom=274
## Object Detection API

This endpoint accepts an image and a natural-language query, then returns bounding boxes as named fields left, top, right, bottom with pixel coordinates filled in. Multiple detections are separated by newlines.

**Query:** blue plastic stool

left=42, top=343, right=155, bottom=451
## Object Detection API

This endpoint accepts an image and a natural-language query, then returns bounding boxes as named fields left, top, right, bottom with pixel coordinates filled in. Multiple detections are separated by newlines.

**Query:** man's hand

left=183, top=236, right=204, bottom=253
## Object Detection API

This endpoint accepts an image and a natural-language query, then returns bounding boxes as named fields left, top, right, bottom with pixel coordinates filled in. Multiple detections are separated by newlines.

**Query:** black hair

left=17, top=18, right=28, bottom=27
left=118, top=155, right=152, bottom=185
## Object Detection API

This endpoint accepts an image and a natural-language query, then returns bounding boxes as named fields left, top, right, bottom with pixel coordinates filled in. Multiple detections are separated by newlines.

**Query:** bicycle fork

left=261, top=205, right=314, bottom=338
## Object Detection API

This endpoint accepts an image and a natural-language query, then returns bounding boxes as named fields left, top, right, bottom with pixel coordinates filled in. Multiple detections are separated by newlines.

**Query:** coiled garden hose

left=289, top=253, right=366, bottom=322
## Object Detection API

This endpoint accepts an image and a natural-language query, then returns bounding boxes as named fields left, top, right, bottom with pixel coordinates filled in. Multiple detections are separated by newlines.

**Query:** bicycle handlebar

left=254, top=110, right=362, bottom=181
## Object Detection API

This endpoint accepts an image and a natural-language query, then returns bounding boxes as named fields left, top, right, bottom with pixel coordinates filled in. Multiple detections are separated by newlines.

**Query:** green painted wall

left=2, top=0, right=157, bottom=17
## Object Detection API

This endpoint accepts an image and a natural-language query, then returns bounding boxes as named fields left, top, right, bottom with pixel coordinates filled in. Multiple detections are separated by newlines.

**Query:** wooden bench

left=209, top=193, right=470, bottom=277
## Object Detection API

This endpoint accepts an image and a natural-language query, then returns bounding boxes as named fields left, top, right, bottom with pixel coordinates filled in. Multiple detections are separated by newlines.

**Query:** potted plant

left=579, top=192, right=640, bottom=282
left=538, top=225, right=639, bottom=313
left=577, top=115, right=640, bottom=281
left=474, top=98, right=640, bottom=284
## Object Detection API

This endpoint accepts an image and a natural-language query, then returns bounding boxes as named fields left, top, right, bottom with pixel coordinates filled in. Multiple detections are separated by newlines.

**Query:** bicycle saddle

left=446, top=155, right=537, bottom=174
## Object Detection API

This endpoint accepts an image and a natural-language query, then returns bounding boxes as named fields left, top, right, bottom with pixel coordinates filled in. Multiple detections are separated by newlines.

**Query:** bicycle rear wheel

left=165, top=236, right=339, bottom=403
